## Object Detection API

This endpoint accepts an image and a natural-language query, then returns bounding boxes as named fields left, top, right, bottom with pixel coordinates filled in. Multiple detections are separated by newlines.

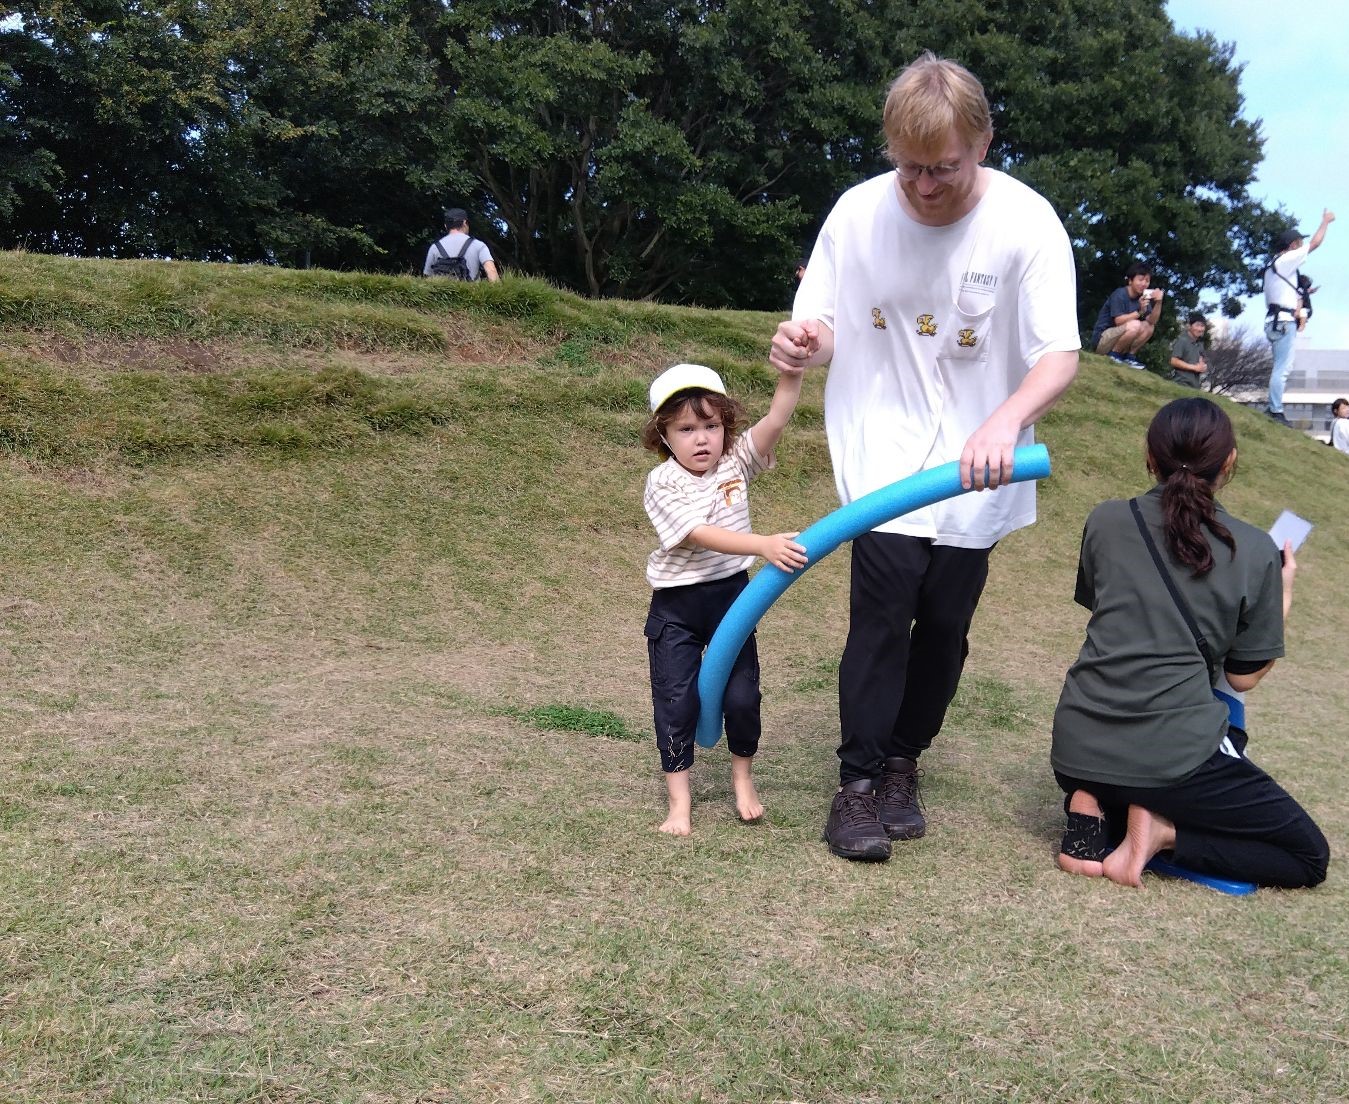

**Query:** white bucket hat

left=649, top=363, right=727, bottom=412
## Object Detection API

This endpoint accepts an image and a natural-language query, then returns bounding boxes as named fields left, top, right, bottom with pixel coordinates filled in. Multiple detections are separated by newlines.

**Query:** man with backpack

left=423, top=208, right=499, bottom=281
left=1263, top=210, right=1333, bottom=425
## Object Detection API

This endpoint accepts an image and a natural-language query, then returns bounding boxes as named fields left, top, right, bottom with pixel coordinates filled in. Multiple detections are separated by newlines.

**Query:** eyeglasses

left=894, top=160, right=963, bottom=183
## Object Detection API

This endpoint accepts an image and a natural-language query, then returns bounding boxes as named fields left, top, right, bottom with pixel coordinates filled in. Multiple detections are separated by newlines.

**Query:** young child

left=641, top=361, right=806, bottom=836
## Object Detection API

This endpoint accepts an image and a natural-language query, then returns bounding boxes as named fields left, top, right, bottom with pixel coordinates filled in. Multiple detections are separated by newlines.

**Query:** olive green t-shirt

left=1051, top=488, right=1284, bottom=787
left=1169, top=333, right=1206, bottom=389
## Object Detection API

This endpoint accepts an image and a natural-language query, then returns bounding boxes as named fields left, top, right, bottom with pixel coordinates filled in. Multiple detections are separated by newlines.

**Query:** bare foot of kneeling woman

left=1102, top=805, right=1177, bottom=888
left=1057, top=789, right=1108, bottom=878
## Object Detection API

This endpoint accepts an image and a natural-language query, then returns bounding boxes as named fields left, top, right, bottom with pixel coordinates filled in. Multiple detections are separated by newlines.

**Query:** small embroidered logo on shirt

left=916, top=314, right=938, bottom=337
left=719, top=478, right=745, bottom=507
left=957, top=328, right=977, bottom=348
left=871, top=307, right=887, bottom=330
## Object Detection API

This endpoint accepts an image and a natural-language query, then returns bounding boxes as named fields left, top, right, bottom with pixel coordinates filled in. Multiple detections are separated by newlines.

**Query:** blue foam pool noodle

left=694, top=444, right=1052, bottom=747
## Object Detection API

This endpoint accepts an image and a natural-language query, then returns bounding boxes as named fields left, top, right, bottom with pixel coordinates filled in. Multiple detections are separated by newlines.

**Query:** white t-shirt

left=644, top=433, right=773, bottom=588
left=1263, top=244, right=1310, bottom=316
left=793, top=170, right=1079, bottom=548
left=423, top=231, right=494, bottom=278
left=1332, top=416, right=1349, bottom=455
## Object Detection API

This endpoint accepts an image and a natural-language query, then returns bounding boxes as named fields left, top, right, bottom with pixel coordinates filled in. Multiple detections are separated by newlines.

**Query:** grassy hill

left=3, top=250, right=1347, bottom=1103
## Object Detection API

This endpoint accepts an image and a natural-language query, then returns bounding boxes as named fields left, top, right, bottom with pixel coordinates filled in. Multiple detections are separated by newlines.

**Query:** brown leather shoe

left=822, top=779, right=891, bottom=861
left=878, top=756, right=926, bottom=840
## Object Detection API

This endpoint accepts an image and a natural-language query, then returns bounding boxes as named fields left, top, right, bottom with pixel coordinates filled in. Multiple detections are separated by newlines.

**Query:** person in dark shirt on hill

left=1089, top=262, right=1163, bottom=369
left=1168, top=313, right=1208, bottom=389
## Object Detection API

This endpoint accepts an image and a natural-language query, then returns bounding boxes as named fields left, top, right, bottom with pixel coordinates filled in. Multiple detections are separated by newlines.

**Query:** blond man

left=770, top=52, right=1079, bottom=861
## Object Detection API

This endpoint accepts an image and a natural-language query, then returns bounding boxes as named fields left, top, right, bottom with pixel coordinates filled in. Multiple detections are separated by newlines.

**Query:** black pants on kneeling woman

left=1056, top=734, right=1329, bottom=888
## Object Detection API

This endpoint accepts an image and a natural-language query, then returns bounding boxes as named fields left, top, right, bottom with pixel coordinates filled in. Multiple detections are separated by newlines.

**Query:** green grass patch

left=512, top=704, right=644, bottom=742
left=0, top=357, right=460, bottom=465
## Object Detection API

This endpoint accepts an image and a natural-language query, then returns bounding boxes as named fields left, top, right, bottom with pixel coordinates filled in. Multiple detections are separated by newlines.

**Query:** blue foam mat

left=1146, top=855, right=1257, bottom=896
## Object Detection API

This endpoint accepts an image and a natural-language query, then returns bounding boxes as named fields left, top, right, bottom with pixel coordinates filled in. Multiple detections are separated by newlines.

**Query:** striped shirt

left=644, top=433, right=773, bottom=589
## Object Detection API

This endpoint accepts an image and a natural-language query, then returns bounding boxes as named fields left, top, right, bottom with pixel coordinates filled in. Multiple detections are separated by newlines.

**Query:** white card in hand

left=1268, top=510, right=1312, bottom=552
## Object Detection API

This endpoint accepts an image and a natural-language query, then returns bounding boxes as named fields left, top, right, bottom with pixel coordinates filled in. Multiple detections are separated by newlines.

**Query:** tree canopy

left=1, top=1, right=1293, bottom=316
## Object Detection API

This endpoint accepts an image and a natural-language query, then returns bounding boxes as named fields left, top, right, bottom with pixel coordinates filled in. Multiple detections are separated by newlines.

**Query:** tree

left=438, top=0, right=1289, bottom=310
left=1, top=2, right=213, bottom=256
left=1, top=1, right=467, bottom=269
left=181, top=0, right=472, bottom=270
left=0, top=36, right=59, bottom=225
left=2, top=0, right=1296, bottom=314
left=1203, top=325, right=1271, bottom=398
left=439, top=0, right=903, bottom=305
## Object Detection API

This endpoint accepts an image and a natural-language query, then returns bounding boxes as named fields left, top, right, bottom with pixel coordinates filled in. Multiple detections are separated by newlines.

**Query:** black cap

left=443, top=207, right=469, bottom=225
left=1274, top=227, right=1303, bottom=252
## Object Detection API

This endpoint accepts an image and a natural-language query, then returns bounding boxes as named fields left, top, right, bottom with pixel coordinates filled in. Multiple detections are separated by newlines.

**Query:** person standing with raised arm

left=1264, top=210, right=1334, bottom=425
left=770, top=52, right=1080, bottom=862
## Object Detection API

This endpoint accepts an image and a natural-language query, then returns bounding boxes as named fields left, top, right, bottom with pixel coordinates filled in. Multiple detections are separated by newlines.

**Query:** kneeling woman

left=1051, top=397, right=1328, bottom=888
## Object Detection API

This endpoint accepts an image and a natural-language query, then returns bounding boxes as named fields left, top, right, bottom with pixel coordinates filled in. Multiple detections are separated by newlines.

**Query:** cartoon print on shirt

left=956, top=328, right=977, bottom=348
left=719, top=477, right=745, bottom=507
left=871, top=308, right=887, bottom=330
left=916, top=314, right=938, bottom=337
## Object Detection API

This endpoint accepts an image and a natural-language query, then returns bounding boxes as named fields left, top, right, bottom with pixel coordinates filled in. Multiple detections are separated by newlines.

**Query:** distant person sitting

left=1168, top=313, right=1208, bottom=389
left=794, top=257, right=808, bottom=282
left=1264, top=210, right=1333, bottom=425
left=423, top=208, right=499, bottom=281
left=1090, top=262, right=1163, bottom=369
left=1332, top=398, right=1349, bottom=455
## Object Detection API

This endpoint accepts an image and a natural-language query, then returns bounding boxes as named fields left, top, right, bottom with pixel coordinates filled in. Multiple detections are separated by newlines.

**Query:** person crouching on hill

left=641, top=362, right=806, bottom=835
left=1050, top=397, right=1328, bottom=889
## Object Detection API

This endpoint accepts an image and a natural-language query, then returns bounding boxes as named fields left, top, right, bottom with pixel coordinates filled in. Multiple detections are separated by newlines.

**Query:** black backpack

left=429, top=236, right=475, bottom=280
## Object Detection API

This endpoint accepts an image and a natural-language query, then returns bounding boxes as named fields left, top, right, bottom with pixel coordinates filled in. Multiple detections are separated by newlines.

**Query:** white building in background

left=1281, top=348, right=1349, bottom=443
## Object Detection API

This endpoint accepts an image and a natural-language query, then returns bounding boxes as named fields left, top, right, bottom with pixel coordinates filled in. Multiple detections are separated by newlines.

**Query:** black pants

left=1056, top=742, right=1329, bottom=888
left=646, top=572, right=760, bottom=773
left=837, top=533, right=991, bottom=785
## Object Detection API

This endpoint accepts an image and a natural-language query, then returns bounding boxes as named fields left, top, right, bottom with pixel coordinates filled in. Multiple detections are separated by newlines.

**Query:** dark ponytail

left=1145, top=398, right=1238, bottom=576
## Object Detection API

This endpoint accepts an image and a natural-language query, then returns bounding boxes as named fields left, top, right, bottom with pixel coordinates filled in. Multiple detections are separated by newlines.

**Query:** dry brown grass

left=2, top=281, right=1348, bottom=1101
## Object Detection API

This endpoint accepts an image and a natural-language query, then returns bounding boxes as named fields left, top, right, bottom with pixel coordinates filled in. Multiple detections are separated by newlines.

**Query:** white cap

left=649, top=363, right=726, bottom=412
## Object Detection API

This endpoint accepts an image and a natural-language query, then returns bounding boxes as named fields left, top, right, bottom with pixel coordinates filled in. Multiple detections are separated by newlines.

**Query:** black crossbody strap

left=1265, top=260, right=1301, bottom=317
left=1129, top=497, right=1216, bottom=682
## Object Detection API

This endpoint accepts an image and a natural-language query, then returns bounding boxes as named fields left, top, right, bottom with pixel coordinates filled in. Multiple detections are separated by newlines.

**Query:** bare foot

left=1102, top=805, right=1177, bottom=888
left=658, top=811, right=692, bottom=836
left=1057, top=790, right=1105, bottom=878
left=731, top=754, right=764, bottom=822
left=658, top=770, right=692, bottom=836
left=1057, top=852, right=1103, bottom=877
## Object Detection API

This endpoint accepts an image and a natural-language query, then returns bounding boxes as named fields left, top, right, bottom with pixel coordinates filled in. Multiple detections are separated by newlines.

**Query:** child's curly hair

left=641, top=389, right=749, bottom=460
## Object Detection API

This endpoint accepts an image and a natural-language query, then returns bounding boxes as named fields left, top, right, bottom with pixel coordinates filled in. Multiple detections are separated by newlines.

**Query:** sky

left=1165, top=1, right=1349, bottom=348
